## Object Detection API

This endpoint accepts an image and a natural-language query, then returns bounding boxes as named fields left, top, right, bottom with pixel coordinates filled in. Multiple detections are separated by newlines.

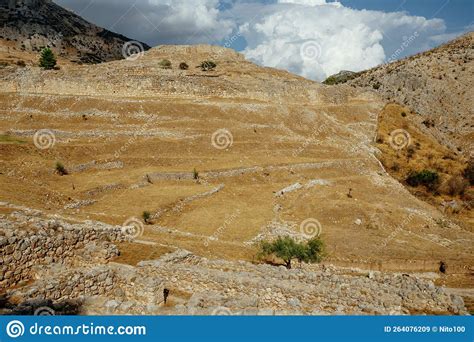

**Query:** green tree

left=200, top=61, right=216, bottom=71
left=179, top=62, right=189, bottom=70
left=258, top=236, right=324, bottom=269
left=159, top=59, right=172, bottom=69
left=39, top=48, right=57, bottom=70
left=142, top=211, right=152, bottom=224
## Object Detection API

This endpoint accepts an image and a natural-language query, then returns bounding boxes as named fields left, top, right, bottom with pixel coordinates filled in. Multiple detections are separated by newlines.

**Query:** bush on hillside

left=159, top=59, right=172, bottom=69
left=464, top=159, right=474, bottom=185
left=406, top=170, right=439, bottom=191
left=179, top=62, right=189, bottom=70
left=142, top=211, right=152, bottom=224
left=55, top=162, right=68, bottom=176
left=439, top=175, right=470, bottom=196
left=200, top=61, right=216, bottom=71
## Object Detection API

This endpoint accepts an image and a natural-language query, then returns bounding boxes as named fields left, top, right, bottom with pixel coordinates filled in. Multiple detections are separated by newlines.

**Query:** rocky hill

left=0, top=41, right=472, bottom=314
left=0, top=0, right=150, bottom=64
left=346, top=32, right=474, bottom=157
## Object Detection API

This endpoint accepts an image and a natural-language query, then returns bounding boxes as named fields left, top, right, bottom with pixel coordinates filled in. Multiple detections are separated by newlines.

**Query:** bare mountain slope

left=0, top=0, right=150, bottom=64
left=346, top=32, right=474, bottom=156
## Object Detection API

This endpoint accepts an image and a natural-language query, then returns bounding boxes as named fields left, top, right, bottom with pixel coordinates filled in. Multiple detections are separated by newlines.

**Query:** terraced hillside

left=0, top=43, right=472, bottom=314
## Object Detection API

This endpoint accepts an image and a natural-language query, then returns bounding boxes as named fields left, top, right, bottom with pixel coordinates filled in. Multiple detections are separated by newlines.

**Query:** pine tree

left=39, top=48, right=57, bottom=70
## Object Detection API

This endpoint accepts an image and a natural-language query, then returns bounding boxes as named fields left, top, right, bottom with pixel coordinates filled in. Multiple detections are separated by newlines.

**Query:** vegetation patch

left=159, top=59, right=172, bottom=69
left=0, top=134, right=26, bottom=144
left=39, top=48, right=57, bottom=70
left=200, top=61, right=217, bottom=71
left=258, top=236, right=324, bottom=269
left=406, top=170, right=440, bottom=190
left=55, top=162, right=68, bottom=176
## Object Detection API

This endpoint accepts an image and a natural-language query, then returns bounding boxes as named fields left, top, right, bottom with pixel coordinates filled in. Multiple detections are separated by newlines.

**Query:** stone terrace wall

left=0, top=216, right=127, bottom=289
left=18, top=266, right=118, bottom=302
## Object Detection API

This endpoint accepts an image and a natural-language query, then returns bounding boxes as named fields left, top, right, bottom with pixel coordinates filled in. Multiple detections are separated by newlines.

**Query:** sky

left=55, top=0, right=473, bottom=81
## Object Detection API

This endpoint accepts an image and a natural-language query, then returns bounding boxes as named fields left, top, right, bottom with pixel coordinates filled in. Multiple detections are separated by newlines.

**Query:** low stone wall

left=0, top=217, right=127, bottom=289
left=19, top=266, right=118, bottom=302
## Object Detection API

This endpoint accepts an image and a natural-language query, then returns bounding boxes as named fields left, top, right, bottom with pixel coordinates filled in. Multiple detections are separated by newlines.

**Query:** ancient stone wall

left=0, top=217, right=127, bottom=289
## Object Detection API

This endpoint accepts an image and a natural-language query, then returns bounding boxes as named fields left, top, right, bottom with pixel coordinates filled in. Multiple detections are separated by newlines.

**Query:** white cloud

left=57, top=0, right=452, bottom=81
left=236, top=0, right=446, bottom=80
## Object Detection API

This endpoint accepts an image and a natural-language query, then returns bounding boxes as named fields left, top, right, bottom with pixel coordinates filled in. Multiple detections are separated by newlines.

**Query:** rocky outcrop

left=346, top=32, right=474, bottom=156
left=0, top=0, right=150, bottom=63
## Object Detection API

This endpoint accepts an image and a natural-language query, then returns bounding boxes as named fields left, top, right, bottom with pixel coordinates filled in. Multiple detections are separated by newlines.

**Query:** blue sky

left=56, top=0, right=473, bottom=80
left=340, top=0, right=473, bottom=34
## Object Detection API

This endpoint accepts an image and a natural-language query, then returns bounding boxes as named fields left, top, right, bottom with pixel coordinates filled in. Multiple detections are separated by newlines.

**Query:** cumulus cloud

left=56, top=0, right=452, bottom=81
left=236, top=0, right=446, bottom=80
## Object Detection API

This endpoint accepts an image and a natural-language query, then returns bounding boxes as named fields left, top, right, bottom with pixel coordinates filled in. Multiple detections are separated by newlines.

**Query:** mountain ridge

left=0, top=0, right=150, bottom=64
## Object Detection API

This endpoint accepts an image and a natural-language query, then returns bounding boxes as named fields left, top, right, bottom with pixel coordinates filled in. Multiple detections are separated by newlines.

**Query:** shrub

left=159, top=59, right=172, bottom=69
left=464, top=159, right=474, bottom=185
left=406, top=170, right=439, bottom=190
left=200, top=61, right=216, bottom=71
left=142, top=211, right=152, bottom=224
left=258, top=236, right=324, bottom=269
left=193, top=168, right=199, bottom=180
left=179, top=62, right=189, bottom=70
left=55, top=162, right=68, bottom=176
left=39, top=48, right=57, bottom=70
left=440, top=175, right=469, bottom=196
left=16, top=60, right=26, bottom=67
